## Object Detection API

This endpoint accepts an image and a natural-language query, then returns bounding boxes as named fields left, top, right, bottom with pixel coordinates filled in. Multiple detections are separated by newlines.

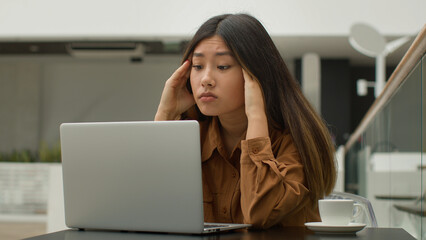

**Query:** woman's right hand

left=155, top=60, right=195, bottom=121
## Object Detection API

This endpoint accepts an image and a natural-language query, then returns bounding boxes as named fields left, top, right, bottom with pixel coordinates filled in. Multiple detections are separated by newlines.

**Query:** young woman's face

left=190, top=35, right=245, bottom=117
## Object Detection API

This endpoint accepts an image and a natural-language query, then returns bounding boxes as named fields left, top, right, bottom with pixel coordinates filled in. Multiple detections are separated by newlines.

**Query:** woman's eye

left=218, top=65, right=230, bottom=70
left=192, top=65, right=202, bottom=70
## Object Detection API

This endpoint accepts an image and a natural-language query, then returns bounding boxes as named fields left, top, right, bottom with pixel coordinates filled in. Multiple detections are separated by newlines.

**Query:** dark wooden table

left=24, top=227, right=416, bottom=240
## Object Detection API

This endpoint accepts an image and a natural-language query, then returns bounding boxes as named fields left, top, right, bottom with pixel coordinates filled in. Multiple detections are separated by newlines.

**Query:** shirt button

left=222, top=207, right=227, bottom=214
left=252, top=148, right=259, bottom=154
left=232, top=172, right=236, bottom=178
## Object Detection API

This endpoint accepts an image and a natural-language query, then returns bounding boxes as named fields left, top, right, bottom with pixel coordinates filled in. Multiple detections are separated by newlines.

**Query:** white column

left=375, top=54, right=386, bottom=98
left=301, top=53, right=321, bottom=114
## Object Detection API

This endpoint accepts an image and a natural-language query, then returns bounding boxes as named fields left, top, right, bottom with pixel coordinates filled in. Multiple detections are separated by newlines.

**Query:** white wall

left=0, top=63, right=41, bottom=152
left=0, top=56, right=181, bottom=150
left=0, top=0, right=424, bottom=40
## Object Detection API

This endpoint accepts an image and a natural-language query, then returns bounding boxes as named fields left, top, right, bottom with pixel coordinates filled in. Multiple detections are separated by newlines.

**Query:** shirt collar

left=201, top=117, right=246, bottom=162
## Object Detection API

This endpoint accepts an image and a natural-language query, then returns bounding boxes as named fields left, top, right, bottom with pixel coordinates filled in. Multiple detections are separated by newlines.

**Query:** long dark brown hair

left=182, top=14, right=336, bottom=201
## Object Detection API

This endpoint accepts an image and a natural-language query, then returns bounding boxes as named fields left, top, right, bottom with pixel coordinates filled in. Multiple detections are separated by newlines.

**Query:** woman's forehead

left=193, top=35, right=230, bottom=54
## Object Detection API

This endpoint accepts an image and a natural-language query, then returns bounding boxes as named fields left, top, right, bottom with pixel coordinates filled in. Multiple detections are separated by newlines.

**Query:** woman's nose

left=200, top=70, right=215, bottom=87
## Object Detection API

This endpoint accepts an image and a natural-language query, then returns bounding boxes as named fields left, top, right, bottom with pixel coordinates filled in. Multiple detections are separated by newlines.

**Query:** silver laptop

left=60, top=120, right=251, bottom=234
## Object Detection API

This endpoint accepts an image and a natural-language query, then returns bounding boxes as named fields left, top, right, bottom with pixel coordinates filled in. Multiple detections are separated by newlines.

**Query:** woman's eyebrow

left=192, top=51, right=233, bottom=57
left=193, top=52, right=204, bottom=57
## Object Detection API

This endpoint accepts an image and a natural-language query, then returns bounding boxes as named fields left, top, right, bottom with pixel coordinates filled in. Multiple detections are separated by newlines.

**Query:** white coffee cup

left=318, top=199, right=361, bottom=226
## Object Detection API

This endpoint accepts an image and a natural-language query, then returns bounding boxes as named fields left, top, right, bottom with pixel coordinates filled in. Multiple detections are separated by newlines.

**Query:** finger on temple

left=172, top=60, right=191, bottom=79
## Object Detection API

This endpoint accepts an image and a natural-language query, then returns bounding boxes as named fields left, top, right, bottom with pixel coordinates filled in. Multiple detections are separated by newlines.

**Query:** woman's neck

left=218, top=107, right=247, bottom=135
left=218, top=108, right=248, bottom=156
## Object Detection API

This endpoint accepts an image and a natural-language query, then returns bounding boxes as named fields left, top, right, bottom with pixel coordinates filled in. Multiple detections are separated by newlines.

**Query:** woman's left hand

left=243, top=69, right=269, bottom=139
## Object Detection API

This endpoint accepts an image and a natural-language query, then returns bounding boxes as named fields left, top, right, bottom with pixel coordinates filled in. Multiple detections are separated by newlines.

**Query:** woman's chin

left=200, top=112, right=218, bottom=117
left=198, top=108, right=219, bottom=117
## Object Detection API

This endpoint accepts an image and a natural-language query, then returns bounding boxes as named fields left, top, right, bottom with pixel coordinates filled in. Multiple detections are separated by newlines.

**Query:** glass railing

left=345, top=26, right=425, bottom=239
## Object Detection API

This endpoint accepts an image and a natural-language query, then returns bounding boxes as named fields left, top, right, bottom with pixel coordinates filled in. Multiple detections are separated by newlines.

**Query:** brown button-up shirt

left=199, top=117, right=320, bottom=228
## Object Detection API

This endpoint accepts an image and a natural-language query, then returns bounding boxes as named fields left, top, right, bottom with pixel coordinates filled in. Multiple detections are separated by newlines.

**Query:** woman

left=155, top=13, right=336, bottom=229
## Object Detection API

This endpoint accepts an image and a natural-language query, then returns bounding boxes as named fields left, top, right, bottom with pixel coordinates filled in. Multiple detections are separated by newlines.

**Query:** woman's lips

left=199, top=92, right=218, bottom=102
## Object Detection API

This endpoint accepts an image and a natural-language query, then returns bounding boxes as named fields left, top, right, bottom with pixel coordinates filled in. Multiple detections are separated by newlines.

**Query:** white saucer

left=304, top=222, right=366, bottom=234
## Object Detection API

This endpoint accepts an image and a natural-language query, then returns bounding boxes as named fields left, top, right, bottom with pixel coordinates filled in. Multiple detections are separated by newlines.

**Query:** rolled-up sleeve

left=240, top=136, right=309, bottom=228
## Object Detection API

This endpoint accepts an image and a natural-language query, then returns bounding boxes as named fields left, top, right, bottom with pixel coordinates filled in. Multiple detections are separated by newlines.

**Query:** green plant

left=0, top=149, right=37, bottom=162
left=39, top=142, right=61, bottom=163
left=0, top=142, right=61, bottom=163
